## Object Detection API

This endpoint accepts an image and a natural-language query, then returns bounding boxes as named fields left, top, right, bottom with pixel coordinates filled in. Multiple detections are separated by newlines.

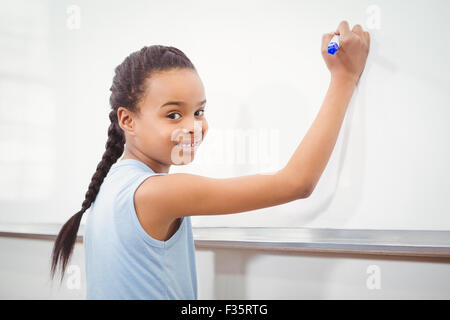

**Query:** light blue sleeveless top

left=83, top=158, right=198, bottom=300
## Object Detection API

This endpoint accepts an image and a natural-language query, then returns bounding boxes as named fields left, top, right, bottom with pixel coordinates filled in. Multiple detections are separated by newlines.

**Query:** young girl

left=51, top=20, right=370, bottom=299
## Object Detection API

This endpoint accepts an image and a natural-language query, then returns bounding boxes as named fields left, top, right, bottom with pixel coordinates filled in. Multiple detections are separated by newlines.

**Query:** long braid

left=50, top=44, right=196, bottom=283
left=50, top=110, right=124, bottom=282
left=80, top=111, right=125, bottom=212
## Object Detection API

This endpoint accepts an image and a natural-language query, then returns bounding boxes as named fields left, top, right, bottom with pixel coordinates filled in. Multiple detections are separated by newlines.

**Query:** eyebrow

left=160, top=99, right=207, bottom=108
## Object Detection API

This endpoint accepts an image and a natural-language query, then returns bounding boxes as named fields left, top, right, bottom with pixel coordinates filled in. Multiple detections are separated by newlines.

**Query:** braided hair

left=50, top=45, right=196, bottom=283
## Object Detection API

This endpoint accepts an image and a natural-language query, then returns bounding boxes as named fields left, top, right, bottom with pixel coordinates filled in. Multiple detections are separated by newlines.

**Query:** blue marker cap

left=327, top=34, right=340, bottom=55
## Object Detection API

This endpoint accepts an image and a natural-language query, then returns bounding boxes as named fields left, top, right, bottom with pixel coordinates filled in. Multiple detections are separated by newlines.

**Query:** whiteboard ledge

left=0, top=223, right=449, bottom=258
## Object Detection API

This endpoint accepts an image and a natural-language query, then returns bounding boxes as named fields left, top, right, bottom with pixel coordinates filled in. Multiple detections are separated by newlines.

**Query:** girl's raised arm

left=135, top=169, right=310, bottom=218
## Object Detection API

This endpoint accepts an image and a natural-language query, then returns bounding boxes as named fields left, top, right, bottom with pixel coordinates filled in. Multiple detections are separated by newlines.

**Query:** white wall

left=1, top=237, right=449, bottom=299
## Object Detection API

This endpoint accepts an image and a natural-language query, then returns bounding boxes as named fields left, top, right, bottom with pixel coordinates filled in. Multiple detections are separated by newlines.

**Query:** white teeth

left=178, top=141, right=200, bottom=148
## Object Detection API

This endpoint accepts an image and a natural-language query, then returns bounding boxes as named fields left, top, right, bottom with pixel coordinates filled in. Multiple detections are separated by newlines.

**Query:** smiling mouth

left=176, top=140, right=201, bottom=149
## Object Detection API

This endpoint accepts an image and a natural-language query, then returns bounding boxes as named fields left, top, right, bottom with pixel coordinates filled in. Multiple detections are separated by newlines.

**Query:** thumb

left=321, top=32, right=335, bottom=53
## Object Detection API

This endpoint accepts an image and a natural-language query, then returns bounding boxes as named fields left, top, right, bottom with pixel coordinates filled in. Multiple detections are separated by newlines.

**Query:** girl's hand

left=322, top=20, right=370, bottom=85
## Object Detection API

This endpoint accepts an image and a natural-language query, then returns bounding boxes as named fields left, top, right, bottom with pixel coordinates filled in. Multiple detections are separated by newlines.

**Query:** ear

left=117, top=107, right=136, bottom=136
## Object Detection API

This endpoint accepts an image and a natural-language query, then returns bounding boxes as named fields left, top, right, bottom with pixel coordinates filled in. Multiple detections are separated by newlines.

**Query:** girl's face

left=118, top=68, right=209, bottom=173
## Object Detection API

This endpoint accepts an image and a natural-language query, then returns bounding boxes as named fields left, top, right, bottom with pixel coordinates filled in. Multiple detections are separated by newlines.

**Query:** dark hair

left=50, top=45, right=196, bottom=283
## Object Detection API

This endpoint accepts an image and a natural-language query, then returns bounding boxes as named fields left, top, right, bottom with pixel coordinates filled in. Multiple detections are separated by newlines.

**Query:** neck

left=121, top=148, right=171, bottom=174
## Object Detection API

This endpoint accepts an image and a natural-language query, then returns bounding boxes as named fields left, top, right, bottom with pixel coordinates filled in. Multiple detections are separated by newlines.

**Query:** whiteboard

left=0, top=0, right=449, bottom=230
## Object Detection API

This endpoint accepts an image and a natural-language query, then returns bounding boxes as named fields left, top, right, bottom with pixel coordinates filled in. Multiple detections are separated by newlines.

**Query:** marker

left=327, top=34, right=340, bottom=55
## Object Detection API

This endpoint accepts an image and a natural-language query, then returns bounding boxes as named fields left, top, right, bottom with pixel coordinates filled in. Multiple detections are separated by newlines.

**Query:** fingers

left=326, top=21, right=370, bottom=53
left=336, top=20, right=351, bottom=38
left=352, top=24, right=364, bottom=37
left=352, top=24, right=370, bottom=46
left=338, top=21, right=370, bottom=46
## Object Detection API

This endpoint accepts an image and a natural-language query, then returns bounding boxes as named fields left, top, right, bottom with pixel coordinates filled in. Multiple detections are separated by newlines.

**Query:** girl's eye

left=167, top=112, right=181, bottom=120
left=167, top=109, right=205, bottom=120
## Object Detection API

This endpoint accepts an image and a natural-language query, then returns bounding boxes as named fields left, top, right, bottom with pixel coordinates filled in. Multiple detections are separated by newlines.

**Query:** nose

left=184, top=119, right=204, bottom=139
left=174, top=125, right=203, bottom=144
